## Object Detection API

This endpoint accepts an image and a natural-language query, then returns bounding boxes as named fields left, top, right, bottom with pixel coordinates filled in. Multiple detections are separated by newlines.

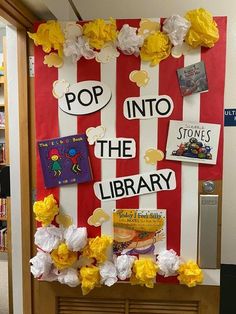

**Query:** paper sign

left=166, top=120, right=221, bottom=165
left=94, top=169, right=176, bottom=201
left=94, top=138, right=136, bottom=159
left=123, top=95, right=174, bottom=120
left=59, top=80, right=112, bottom=115
left=224, top=109, right=236, bottom=126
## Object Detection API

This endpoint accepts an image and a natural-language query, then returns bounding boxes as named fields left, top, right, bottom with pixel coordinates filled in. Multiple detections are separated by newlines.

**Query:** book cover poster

left=177, top=61, right=208, bottom=96
left=38, top=134, right=92, bottom=188
left=166, top=120, right=221, bottom=165
left=113, top=209, right=166, bottom=256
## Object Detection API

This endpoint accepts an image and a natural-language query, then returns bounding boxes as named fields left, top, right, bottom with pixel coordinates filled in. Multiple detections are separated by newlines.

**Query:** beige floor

left=0, top=255, right=9, bottom=314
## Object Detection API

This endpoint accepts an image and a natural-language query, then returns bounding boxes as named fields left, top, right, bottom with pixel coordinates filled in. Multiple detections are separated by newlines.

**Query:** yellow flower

left=51, top=243, right=77, bottom=270
left=130, top=258, right=158, bottom=288
left=140, top=31, right=171, bottom=66
left=185, top=8, right=219, bottom=48
left=80, top=265, right=100, bottom=295
left=28, top=20, right=65, bottom=57
left=177, top=260, right=203, bottom=287
left=83, top=18, right=117, bottom=50
left=82, top=236, right=112, bottom=263
left=33, top=194, right=59, bottom=227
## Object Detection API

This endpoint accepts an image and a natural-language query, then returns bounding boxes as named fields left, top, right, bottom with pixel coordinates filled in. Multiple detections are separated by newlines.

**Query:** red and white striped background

left=35, top=17, right=226, bottom=284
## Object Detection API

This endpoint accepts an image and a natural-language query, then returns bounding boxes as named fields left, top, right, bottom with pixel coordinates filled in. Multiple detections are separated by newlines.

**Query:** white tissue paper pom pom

left=99, top=261, right=118, bottom=287
left=156, top=249, right=180, bottom=277
left=57, top=268, right=80, bottom=287
left=163, top=15, right=191, bottom=46
left=114, top=254, right=136, bottom=280
left=30, top=250, right=53, bottom=278
left=117, top=24, right=144, bottom=56
left=64, top=225, right=87, bottom=252
left=64, top=37, right=95, bottom=63
left=34, top=225, right=63, bottom=252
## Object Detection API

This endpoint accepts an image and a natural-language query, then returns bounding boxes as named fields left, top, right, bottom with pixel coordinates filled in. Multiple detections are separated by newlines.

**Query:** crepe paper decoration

left=33, top=194, right=59, bottom=227
left=156, top=249, right=180, bottom=277
left=57, top=268, right=80, bottom=287
left=34, top=226, right=63, bottom=253
left=64, top=225, right=87, bottom=252
left=55, top=212, right=73, bottom=228
left=51, top=243, right=77, bottom=270
left=59, top=81, right=112, bottom=115
left=52, top=79, right=70, bottom=99
left=30, top=250, right=53, bottom=278
left=185, top=8, right=219, bottom=48
left=114, top=255, right=136, bottom=280
left=64, top=37, right=96, bottom=63
left=86, top=125, right=106, bottom=145
left=77, top=255, right=95, bottom=268
left=82, top=235, right=113, bottom=263
left=40, top=267, right=59, bottom=282
left=130, top=258, right=158, bottom=288
left=63, top=22, right=83, bottom=40
left=144, top=148, right=164, bottom=165
left=28, top=20, right=65, bottom=57
left=138, top=19, right=160, bottom=37
left=129, top=70, right=149, bottom=87
left=171, top=42, right=192, bottom=58
left=95, top=43, right=120, bottom=63
left=94, top=169, right=176, bottom=202
left=83, top=18, right=118, bottom=50
left=80, top=265, right=100, bottom=295
left=87, top=208, right=110, bottom=227
left=163, top=15, right=191, bottom=47
left=140, top=31, right=171, bottom=66
left=123, top=94, right=174, bottom=120
left=166, top=120, right=221, bottom=165
left=117, top=24, right=144, bottom=56
left=43, top=52, right=64, bottom=68
left=99, top=261, right=118, bottom=287
left=95, top=138, right=136, bottom=159
left=177, top=260, right=203, bottom=287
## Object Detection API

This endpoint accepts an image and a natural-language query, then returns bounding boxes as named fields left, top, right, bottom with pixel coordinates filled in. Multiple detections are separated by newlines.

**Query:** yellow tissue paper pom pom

left=130, top=258, right=158, bottom=288
left=28, top=20, right=65, bottom=57
left=82, top=235, right=112, bottom=263
left=33, top=194, right=59, bottom=227
left=140, top=31, right=171, bottom=66
left=51, top=243, right=77, bottom=270
left=80, top=265, right=100, bottom=295
left=83, top=18, right=117, bottom=50
left=185, top=8, right=219, bottom=48
left=177, top=260, right=203, bottom=287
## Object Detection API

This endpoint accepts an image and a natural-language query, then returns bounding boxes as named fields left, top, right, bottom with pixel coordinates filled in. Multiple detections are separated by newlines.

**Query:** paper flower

left=140, top=31, right=171, bottom=66
left=64, top=225, right=87, bottom=252
left=51, top=243, right=77, bottom=270
left=117, top=24, right=143, bottom=56
left=83, top=18, right=117, bottom=50
left=82, top=235, right=112, bottom=263
left=114, top=254, right=136, bottom=280
left=177, top=260, right=203, bottom=287
left=34, top=225, right=63, bottom=252
left=144, top=148, right=164, bottom=165
left=63, top=37, right=96, bottom=63
left=56, top=212, right=73, bottom=228
left=64, top=22, right=83, bottom=40
left=43, top=52, right=64, bottom=68
left=80, top=265, right=100, bottom=295
left=86, top=125, right=106, bottom=145
left=129, top=70, right=149, bottom=87
left=52, top=79, right=70, bottom=99
left=33, top=194, right=59, bottom=227
left=28, top=20, right=65, bottom=57
left=30, top=250, right=53, bottom=278
left=131, top=258, right=158, bottom=288
left=57, top=268, right=80, bottom=287
left=99, top=261, right=118, bottom=287
left=87, top=208, right=110, bottom=227
left=185, top=8, right=219, bottom=48
left=95, top=43, right=120, bottom=63
left=163, top=15, right=191, bottom=47
left=156, top=249, right=180, bottom=277
left=138, top=19, right=160, bottom=37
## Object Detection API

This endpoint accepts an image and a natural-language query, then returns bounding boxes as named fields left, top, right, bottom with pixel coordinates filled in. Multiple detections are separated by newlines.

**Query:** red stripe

left=77, top=58, right=101, bottom=236
left=199, top=17, right=227, bottom=181
left=116, top=19, right=140, bottom=209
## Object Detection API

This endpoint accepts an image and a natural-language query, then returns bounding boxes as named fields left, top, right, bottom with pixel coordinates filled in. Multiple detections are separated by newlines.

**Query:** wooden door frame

left=0, top=1, right=36, bottom=314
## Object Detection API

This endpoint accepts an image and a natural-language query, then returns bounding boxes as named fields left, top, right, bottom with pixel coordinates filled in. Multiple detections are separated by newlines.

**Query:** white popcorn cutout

left=64, top=22, right=83, bottom=40
left=95, top=43, right=120, bottom=63
left=86, top=125, right=106, bottom=145
left=52, top=79, right=70, bottom=99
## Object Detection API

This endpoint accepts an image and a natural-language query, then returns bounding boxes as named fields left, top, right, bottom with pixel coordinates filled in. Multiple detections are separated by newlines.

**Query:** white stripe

left=100, top=60, right=117, bottom=236
left=58, top=56, right=78, bottom=225
left=181, top=48, right=201, bottom=260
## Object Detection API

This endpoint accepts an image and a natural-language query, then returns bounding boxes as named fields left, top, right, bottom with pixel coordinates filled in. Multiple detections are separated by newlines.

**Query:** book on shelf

left=0, top=226, right=7, bottom=250
left=0, top=198, right=6, bottom=217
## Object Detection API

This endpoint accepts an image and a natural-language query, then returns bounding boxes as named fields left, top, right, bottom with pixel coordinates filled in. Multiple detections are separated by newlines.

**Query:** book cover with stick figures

left=38, top=134, right=93, bottom=188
